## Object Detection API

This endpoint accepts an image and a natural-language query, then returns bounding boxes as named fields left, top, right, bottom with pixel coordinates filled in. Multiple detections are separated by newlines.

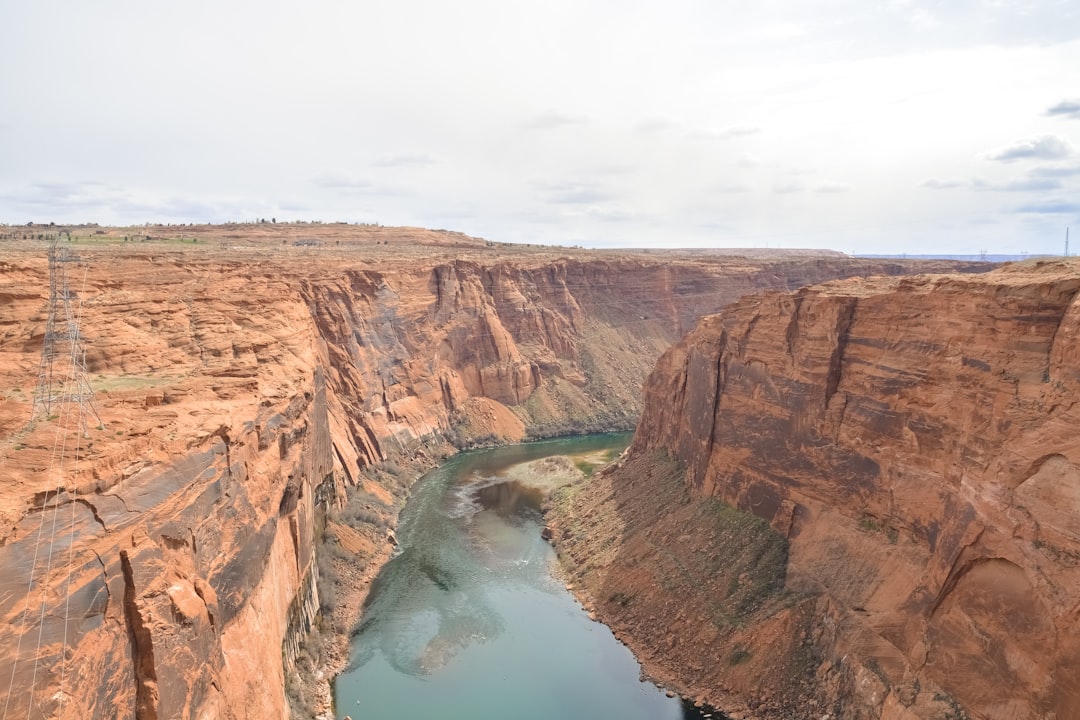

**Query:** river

left=334, top=434, right=722, bottom=720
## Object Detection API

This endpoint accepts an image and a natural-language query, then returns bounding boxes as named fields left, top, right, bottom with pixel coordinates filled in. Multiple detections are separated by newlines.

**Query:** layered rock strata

left=555, top=260, right=1080, bottom=719
left=0, top=228, right=985, bottom=719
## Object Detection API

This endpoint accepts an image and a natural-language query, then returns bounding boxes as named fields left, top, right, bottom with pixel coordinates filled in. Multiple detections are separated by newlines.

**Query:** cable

left=0, top=248, right=59, bottom=716
left=5, top=248, right=93, bottom=720
left=27, top=386, right=75, bottom=720
left=58, top=269, right=91, bottom=716
left=27, top=250, right=86, bottom=720
left=2, top=354, right=71, bottom=720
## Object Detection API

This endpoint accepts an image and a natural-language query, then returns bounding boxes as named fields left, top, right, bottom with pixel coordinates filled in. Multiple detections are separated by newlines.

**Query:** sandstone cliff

left=554, top=259, right=1080, bottom=720
left=0, top=226, right=984, bottom=720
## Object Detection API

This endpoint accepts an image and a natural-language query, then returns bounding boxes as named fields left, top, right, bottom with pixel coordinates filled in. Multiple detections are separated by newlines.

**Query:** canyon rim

left=1, top=223, right=988, bottom=719
left=550, top=259, right=1080, bottom=720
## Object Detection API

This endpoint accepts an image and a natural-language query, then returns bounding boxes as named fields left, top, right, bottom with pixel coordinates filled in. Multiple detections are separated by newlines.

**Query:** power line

left=28, top=238, right=103, bottom=433
left=5, top=240, right=99, bottom=720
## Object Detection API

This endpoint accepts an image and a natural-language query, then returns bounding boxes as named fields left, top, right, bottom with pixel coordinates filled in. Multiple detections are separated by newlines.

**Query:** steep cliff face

left=568, top=260, right=1080, bottom=719
left=298, top=254, right=973, bottom=458
left=0, top=231, right=986, bottom=720
left=0, top=256, right=336, bottom=720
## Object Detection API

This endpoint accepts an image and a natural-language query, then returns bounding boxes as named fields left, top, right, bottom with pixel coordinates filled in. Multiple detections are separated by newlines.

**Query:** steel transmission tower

left=28, top=238, right=102, bottom=433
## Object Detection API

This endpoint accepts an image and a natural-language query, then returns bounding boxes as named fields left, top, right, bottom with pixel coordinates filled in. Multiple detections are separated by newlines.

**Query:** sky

left=1, top=0, right=1078, bottom=254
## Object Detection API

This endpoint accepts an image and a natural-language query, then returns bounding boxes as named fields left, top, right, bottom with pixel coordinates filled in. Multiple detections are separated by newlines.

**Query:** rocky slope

left=0, top=225, right=984, bottom=720
left=552, top=259, right=1080, bottom=720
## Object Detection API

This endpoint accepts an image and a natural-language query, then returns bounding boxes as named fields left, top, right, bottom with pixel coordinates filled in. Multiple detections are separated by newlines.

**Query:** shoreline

left=306, top=537, right=398, bottom=720
left=543, top=460, right=767, bottom=720
left=551, top=571, right=757, bottom=720
left=308, top=440, right=647, bottom=720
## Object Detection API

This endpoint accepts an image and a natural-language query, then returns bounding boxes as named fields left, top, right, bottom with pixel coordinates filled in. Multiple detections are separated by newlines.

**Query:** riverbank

left=294, top=454, right=440, bottom=720
left=307, top=439, right=747, bottom=720
left=307, top=540, right=397, bottom=719
left=545, top=450, right=823, bottom=720
left=323, top=434, right=725, bottom=720
left=300, top=443, right=613, bottom=719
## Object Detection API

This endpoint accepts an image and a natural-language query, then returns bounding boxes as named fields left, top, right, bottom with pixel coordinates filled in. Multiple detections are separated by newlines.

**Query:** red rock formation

left=586, top=260, right=1080, bottom=719
left=0, top=227, right=986, bottom=720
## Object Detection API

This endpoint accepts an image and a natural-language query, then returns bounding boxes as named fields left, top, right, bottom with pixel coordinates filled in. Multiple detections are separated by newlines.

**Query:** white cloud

left=310, top=173, right=405, bottom=197
left=760, top=23, right=806, bottom=41
left=971, top=177, right=1062, bottom=192
left=1046, top=99, right=1080, bottom=120
left=921, top=178, right=966, bottom=189
left=586, top=206, right=638, bottom=223
left=1, top=1, right=1079, bottom=254
left=691, top=125, right=762, bottom=140
left=1029, top=163, right=1080, bottom=178
left=909, top=8, right=941, bottom=30
left=534, top=180, right=614, bottom=206
left=585, top=164, right=637, bottom=177
left=546, top=188, right=612, bottom=205
left=0, top=181, right=258, bottom=224
left=1015, top=200, right=1080, bottom=214
left=373, top=153, right=437, bottom=168
left=312, top=173, right=375, bottom=190
left=523, top=111, right=589, bottom=130
left=982, top=135, right=1076, bottom=163
left=635, top=117, right=678, bottom=134
left=922, top=176, right=1064, bottom=192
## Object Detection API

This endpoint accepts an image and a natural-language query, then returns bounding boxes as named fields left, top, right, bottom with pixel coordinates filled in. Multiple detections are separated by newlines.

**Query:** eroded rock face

left=0, top=228, right=985, bottom=720
left=614, top=261, right=1080, bottom=719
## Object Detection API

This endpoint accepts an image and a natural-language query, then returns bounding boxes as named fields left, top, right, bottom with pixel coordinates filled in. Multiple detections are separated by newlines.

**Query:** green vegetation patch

left=689, top=497, right=792, bottom=627
left=93, top=373, right=181, bottom=392
left=331, top=488, right=394, bottom=529
left=859, top=514, right=900, bottom=544
left=569, top=447, right=621, bottom=477
left=933, top=693, right=971, bottom=720
left=728, top=645, right=752, bottom=665
left=1033, top=538, right=1080, bottom=565
left=864, top=657, right=891, bottom=689
left=858, top=515, right=883, bottom=533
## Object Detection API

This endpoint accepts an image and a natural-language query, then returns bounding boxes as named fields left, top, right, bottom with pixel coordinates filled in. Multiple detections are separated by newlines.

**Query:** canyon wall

left=557, top=260, right=1080, bottom=719
left=0, top=231, right=982, bottom=719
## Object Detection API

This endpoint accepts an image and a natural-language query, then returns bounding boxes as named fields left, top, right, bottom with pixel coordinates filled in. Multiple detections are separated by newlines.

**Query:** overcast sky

left=2, top=1, right=1079, bottom=254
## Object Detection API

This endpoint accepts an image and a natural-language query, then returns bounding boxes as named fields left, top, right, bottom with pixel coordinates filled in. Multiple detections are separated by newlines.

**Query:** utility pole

left=1067, top=227, right=1070, bottom=258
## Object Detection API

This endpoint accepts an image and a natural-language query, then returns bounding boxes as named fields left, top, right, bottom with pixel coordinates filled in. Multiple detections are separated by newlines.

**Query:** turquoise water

left=334, top=434, right=721, bottom=720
